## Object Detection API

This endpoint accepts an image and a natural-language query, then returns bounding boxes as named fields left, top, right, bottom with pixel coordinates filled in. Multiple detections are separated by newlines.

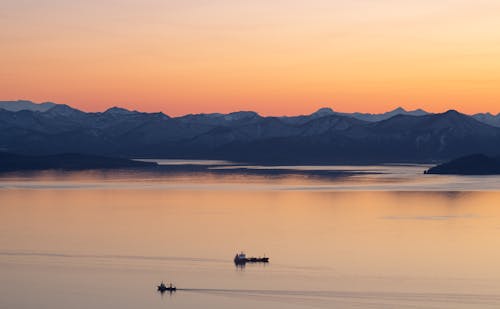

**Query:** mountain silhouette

left=1, top=100, right=500, bottom=164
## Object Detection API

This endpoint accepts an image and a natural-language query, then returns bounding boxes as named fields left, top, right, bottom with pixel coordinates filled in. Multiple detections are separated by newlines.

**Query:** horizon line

left=2, top=99, right=500, bottom=118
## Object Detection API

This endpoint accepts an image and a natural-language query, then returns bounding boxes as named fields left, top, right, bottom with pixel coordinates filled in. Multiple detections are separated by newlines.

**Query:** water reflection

left=1, top=166, right=500, bottom=191
left=234, top=261, right=270, bottom=270
left=382, top=214, right=478, bottom=220
left=1, top=171, right=500, bottom=308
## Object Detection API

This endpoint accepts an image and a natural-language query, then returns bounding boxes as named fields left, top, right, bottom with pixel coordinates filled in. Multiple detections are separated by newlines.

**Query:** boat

left=234, top=252, right=269, bottom=264
left=157, top=282, right=176, bottom=293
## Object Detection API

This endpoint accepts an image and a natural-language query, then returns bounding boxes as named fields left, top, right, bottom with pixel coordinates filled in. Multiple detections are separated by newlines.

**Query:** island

left=424, top=154, right=500, bottom=175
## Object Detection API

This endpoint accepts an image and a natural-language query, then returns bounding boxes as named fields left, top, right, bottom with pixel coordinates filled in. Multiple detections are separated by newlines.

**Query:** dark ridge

left=2, top=101, right=500, bottom=164
left=0, top=152, right=157, bottom=171
left=425, top=154, right=500, bottom=175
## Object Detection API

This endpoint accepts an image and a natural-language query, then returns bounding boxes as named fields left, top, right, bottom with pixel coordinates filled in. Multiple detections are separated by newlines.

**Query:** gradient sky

left=1, top=0, right=500, bottom=116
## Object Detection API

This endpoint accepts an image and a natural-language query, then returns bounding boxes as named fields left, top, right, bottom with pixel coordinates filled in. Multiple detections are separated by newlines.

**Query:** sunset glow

left=2, top=0, right=500, bottom=115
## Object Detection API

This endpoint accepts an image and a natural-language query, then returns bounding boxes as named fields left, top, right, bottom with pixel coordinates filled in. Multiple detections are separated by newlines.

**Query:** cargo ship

left=234, top=252, right=269, bottom=264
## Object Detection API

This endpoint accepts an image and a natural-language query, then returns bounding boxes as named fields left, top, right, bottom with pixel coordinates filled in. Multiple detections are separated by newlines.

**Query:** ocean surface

left=2, top=163, right=500, bottom=308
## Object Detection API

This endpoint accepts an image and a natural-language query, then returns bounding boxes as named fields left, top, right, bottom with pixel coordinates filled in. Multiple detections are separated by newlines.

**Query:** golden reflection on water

left=2, top=172, right=500, bottom=308
left=2, top=188, right=500, bottom=276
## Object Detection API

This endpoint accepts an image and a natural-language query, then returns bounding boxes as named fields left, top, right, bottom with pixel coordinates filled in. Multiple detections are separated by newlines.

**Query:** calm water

left=2, top=165, right=500, bottom=308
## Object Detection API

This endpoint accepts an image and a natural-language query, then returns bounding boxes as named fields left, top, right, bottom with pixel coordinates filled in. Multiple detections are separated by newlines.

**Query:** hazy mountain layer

left=1, top=100, right=500, bottom=163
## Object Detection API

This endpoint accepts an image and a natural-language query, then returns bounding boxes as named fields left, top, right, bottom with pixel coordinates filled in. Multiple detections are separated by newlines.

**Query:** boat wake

left=0, top=251, right=226, bottom=263
left=178, top=288, right=500, bottom=308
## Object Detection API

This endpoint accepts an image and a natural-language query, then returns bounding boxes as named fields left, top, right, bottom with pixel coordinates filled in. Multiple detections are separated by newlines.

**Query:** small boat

left=157, top=282, right=176, bottom=293
left=234, top=252, right=269, bottom=264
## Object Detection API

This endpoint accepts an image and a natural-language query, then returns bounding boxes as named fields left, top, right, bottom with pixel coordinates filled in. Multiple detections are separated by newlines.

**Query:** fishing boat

left=157, top=282, right=176, bottom=292
left=234, top=252, right=269, bottom=264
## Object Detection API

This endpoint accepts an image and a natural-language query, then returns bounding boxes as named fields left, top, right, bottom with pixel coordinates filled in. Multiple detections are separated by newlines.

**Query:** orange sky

left=1, top=0, right=500, bottom=116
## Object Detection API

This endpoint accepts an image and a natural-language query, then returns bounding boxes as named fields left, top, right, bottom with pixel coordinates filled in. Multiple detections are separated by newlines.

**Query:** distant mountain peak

left=223, top=111, right=259, bottom=121
left=443, top=109, right=461, bottom=116
left=471, top=112, right=500, bottom=127
left=0, top=100, right=56, bottom=112
left=391, top=107, right=407, bottom=113
left=45, top=104, right=84, bottom=116
left=387, top=106, right=429, bottom=117
left=479, top=112, right=494, bottom=116
left=312, top=107, right=335, bottom=117
left=104, top=106, right=135, bottom=115
left=47, top=104, right=74, bottom=111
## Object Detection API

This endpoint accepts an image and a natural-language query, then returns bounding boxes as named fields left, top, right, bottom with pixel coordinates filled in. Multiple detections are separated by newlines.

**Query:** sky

left=1, top=0, right=500, bottom=116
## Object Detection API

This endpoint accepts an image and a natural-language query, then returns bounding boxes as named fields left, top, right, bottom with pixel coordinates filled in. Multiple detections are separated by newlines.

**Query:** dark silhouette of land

left=425, top=154, right=500, bottom=175
left=0, top=152, right=371, bottom=179
left=0, top=152, right=157, bottom=171
left=2, top=100, right=500, bottom=165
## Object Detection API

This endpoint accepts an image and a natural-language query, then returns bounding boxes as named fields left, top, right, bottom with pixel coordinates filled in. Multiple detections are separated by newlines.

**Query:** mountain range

left=1, top=100, right=500, bottom=164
